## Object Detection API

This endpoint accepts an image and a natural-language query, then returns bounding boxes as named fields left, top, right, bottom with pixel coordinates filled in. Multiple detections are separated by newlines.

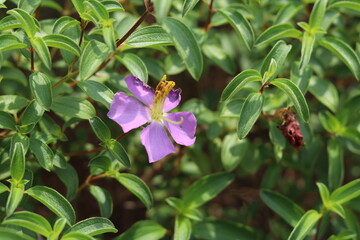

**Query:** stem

left=77, top=173, right=107, bottom=193
left=313, top=216, right=323, bottom=240
left=30, top=47, right=35, bottom=72
left=204, top=0, right=214, bottom=31
left=52, top=70, right=79, bottom=89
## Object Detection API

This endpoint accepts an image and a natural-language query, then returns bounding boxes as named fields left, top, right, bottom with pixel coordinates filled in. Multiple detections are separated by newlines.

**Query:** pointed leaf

left=0, top=111, right=16, bottom=130
left=6, top=182, right=25, bottom=216
left=309, top=0, right=328, bottom=29
left=316, top=182, right=330, bottom=204
left=86, top=0, right=109, bottom=21
left=308, top=77, right=339, bottom=112
left=43, top=34, right=81, bottom=56
left=89, top=186, right=113, bottom=218
left=330, top=179, right=360, bottom=205
left=174, top=215, right=191, bottom=240
left=0, top=34, right=27, bottom=52
left=299, top=32, right=315, bottom=71
left=31, top=37, right=51, bottom=70
left=328, top=138, right=344, bottom=190
left=114, top=220, right=166, bottom=240
left=10, top=142, right=25, bottom=182
left=29, top=138, right=54, bottom=171
left=29, top=72, right=53, bottom=110
left=55, top=163, right=79, bottom=201
left=89, top=117, right=111, bottom=142
left=0, top=228, right=35, bottom=240
left=256, top=24, right=302, bottom=47
left=288, top=210, right=322, bottom=240
left=106, top=139, right=131, bottom=168
left=117, top=53, right=148, bottom=83
left=78, top=80, right=114, bottom=109
left=53, top=16, right=80, bottom=34
left=329, top=0, right=360, bottom=11
left=182, top=0, right=199, bottom=17
left=51, top=96, right=96, bottom=120
left=7, top=8, right=36, bottom=38
left=67, top=217, right=117, bottom=236
left=125, top=25, right=172, bottom=48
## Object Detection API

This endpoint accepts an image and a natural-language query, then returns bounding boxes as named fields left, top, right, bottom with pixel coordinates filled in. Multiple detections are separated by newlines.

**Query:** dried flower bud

left=278, top=108, right=304, bottom=150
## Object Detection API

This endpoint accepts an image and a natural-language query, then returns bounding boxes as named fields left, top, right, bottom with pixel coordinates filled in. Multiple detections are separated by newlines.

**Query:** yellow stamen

left=162, top=116, right=184, bottom=125
left=150, top=75, right=176, bottom=121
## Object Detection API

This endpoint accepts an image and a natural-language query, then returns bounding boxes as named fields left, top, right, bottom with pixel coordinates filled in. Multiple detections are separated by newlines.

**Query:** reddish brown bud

left=278, top=108, right=304, bottom=150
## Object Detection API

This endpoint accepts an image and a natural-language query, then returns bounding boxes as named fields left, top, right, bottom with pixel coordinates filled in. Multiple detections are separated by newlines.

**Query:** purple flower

left=107, top=75, right=197, bottom=163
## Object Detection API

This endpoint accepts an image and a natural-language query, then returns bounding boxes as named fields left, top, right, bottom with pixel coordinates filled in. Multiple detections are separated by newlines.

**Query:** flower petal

left=125, top=75, right=154, bottom=106
left=164, top=111, right=196, bottom=146
left=107, top=92, right=150, bottom=132
left=163, top=88, right=181, bottom=112
left=140, top=122, right=175, bottom=163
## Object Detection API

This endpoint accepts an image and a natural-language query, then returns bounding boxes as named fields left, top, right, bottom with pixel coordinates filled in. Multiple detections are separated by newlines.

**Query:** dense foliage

left=0, top=0, right=360, bottom=239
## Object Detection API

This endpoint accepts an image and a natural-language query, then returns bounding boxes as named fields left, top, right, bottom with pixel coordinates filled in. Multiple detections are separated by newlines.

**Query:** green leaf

left=86, top=0, right=109, bottom=21
left=308, top=77, right=339, bottom=112
left=61, top=232, right=96, bottom=240
left=6, top=181, right=25, bottom=216
left=114, top=220, right=166, bottom=240
left=261, top=41, right=292, bottom=82
left=31, top=37, right=52, bottom=70
left=102, top=0, right=124, bottom=12
left=29, top=72, right=53, bottom=110
left=89, top=117, right=111, bottom=142
left=78, top=80, right=114, bottom=109
left=328, top=202, right=346, bottom=218
left=182, top=0, right=199, bottom=17
left=316, top=182, right=330, bottom=204
left=79, top=40, right=111, bottom=80
left=318, top=111, right=344, bottom=134
left=288, top=210, right=322, bottom=240
left=344, top=209, right=360, bottom=239
left=299, top=32, right=315, bottom=71
left=29, top=138, right=54, bottom=171
left=291, top=61, right=312, bottom=93
left=221, top=132, right=249, bottom=171
left=27, top=186, right=76, bottom=224
left=0, top=182, right=9, bottom=195
left=202, top=43, right=236, bottom=74
left=260, top=189, right=305, bottom=227
left=309, top=0, right=328, bottom=29
left=53, top=16, right=80, bottom=34
left=328, top=138, right=344, bottom=190
left=103, top=24, right=116, bottom=51
left=220, top=69, right=262, bottom=101
left=0, top=95, right=28, bottom=114
left=256, top=24, right=302, bottom=47
left=0, top=111, right=16, bottom=130
left=220, top=98, right=244, bottom=118
left=271, top=78, right=310, bottom=122
left=328, top=0, right=360, bottom=11
left=89, top=156, right=112, bottom=173
left=43, top=34, right=81, bottom=56
left=125, top=25, right=172, bottom=48
left=89, top=185, right=113, bottom=218
left=319, top=37, right=360, bottom=80
left=115, top=173, right=153, bottom=209
left=18, top=0, right=41, bottom=15
left=194, top=219, right=256, bottom=240
left=0, top=227, right=35, bottom=240
left=7, top=8, right=36, bottom=38
left=330, top=179, right=360, bottom=205
left=71, top=0, right=86, bottom=16
left=51, top=96, right=96, bottom=120
left=20, top=100, right=44, bottom=126
left=237, top=93, right=264, bottom=139
left=162, top=17, right=203, bottom=80
left=55, top=163, right=79, bottom=201
left=0, top=34, right=27, bottom=52
left=10, top=142, right=25, bottom=182
left=339, top=127, right=360, bottom=145
left=275, top=3, right=303, bottom=24
left=106, top=139, right=130, bottom=168
left=174, top=215, right=191, bottom=240
left=183, top=172, right=234, bottom=209
left=53, top=218, right=67, bottom=236
left=67, top=217, right=117, bottom=236
left=218, top=9, right=255, bottom=51
left=117, top=53, right=148, bottom=83
left=2, top=211, right=52, bottom=237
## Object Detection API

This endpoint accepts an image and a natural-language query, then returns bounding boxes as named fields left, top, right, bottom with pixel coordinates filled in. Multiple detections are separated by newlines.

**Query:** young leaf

left=106, top=139, right=131, bottom=168
left=0, top=95, right=28, bottom=114
left=78, top=80, right=114, bottom=109
left=79, top=40, right=111, bottom=80
left=162, top=18, right=203, bottom=80
left=174, top=215, right=191, bottom=240
left=89, top=185, right=113, bottom=218
left=288, top=210, right=322, bottom=240
left=7, top=8, right=36, bottom=38
left=237, top=92, right=264, bottom=139
left=221, top=132, right=249, bottom=171
left=51, top=96, right=96, bottom=120
left=261, top=40, right=292, bottom=77
left=31, top=37, right=52, bottom=70
left=114, top=220, right=166, bottom=240
left=0, top=111, right=16, bottom=130
left=2, top=211, right=52, bottom=237
left=0, top=183, right=9, bottom=195
left=309, top=0, right=328, bottom=29
left=114, top=173, right=153, bottom=209
left=29, top=72, right=53, bottom=110
left=260, top=189, right=305, bottom=227
left=71, top=0, right=86, bottom=17
left=117, top=53, right=148, bottom=83
left=10, top=142, right=25, bottom=182
left=43, top=34, right=81, bottom=56
left=0, top=34, right=27, bottom=51
left=256, top=24, right=302, bottom=47
left=6, top=181, right=25, bottom=216
left=330, top=179, right=360, bottom=205
left=66, top=217, right=117, bottom=236
left=221, top=69, right=262, bottom=101
left=328, top=138, right=344, bottom=190
left=86, top=0, right=109, bottom=21
left=218, top=9, right=255, bottom=51
left=183, top=172, right=234, bottom=209
left=299, top=32, right=315, bottom=71
left=29, top=138, right=54, bottom=171
left=316, top=182, right=330, bottom=204
left=182, top=0, right=199, bottom=17
left=125, top=25, right=172, bottom=48
left=271, top=78, right=310, bottom=122
left=319, top=37, right=360, bottom=80
left=308, top=77, right=339, bottom=112
left=89, top=117, right=111, bottom=142
left=27, top=186, right=76, bottom=224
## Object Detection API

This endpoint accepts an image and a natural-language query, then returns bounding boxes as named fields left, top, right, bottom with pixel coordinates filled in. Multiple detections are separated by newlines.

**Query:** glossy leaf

left=53, top=16, right=80, bottom=34
left=0, top=111, right=16, bottom=130
left=7, top=8, right=36, bottom=38
left=89, top=185, right=113, bottom=218
left=237, top=93, right=264, bottom=139
left=117, top=53, right=148, bottom=83
left=0, top=95, right=28, bottom=114
left=308, top=77, right=339, bottom=112
left=0, top=228, right=35, bottom=240
left=67, top=217, right=117, bottom=236
left=43, top=34, right=81, bottom=56
left=107, top=139, right=131, bottom=168
left=78, top=80, right=114, bottom=109
left=29, top=72, right=53, bottom=110
left=20, top=100, right=44, bottom=127
left=256, top=24, right=301, bottom=47
left=330, top=179, right=360, bottom=205
left=51, top=96, right=96, bottom=120
left=221, top=69, right=262, bottom=101
left=328, top=138, right=344, bottom=190
left=288, top=210, right=322, bottom=240
left=162, top=18, right=203, bottom=80
left=260, top=189, right=305, bottom=227
left=319, top=37, right=360, bottom=80
left=221, top=132, right=249, bottom=171
left=0, top=34, right=27, bottom=52
left=174, top=215, right=191, bottom=240
left=71, top=0, right=86, bottom=16
left=89, top=117, right=111, bottom=142
left=31, top=37, right=52, bottom=70
left=183, top=172, right=234, bottom=209
left=6, top=181, right=25, bottom=216
left=10, top=142, right=25, bottom=182
left=218, top=9, right=254, bottom=51
left=271, top=78, right=310, bottom=122
left=125, top=25, right=172, bottom=48
left=114, top=220, right=166, bottom=240
left=27, top=186, right=76, bottom=224
left=79, top=40, right=111, bottom=80
left=86, top=0, right=109, bottom=21
left=29, top=138, right=54, bottom=171
left=0, top=16, right=21, bottom=31
left=309, top=0, right=328, bottom=29
left=115, top=173, right=153, bottom=209
left=102, top=0, right=124, bottom=12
